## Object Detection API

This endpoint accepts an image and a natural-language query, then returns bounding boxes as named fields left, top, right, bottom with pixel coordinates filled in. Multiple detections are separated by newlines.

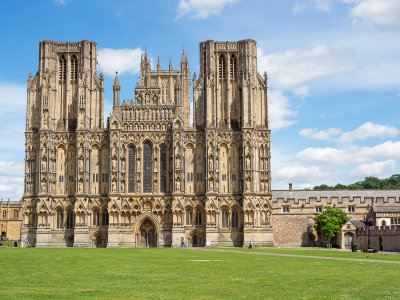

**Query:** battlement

left=357, top=225, right=400, bottom=236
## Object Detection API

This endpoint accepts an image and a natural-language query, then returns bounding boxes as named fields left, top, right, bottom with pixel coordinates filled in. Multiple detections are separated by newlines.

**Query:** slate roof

left=374, top=206, right=400, bottom=213
left=349, top=219, right=366, bottom=228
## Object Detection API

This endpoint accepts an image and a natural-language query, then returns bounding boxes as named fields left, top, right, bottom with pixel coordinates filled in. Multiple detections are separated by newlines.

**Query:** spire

left=28, top=72, right=32, bottom=81
left=181, top=49, right=185, bottom=64
left=169, top=56, right=172, bottom=71
left=157, top=56, right=161, bottom=71
left=144, top=48, right=148, bottom=61
left=113, top=72, right=120, bottom=108
left=113, top=71, right=120, bottom=87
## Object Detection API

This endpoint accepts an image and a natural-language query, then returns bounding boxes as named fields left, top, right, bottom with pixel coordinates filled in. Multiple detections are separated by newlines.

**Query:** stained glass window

left=128, top=146, right=135, bottom=193
left=143, top=141, right=152, bottom=193
left=160, top=145, right=167, bottom=193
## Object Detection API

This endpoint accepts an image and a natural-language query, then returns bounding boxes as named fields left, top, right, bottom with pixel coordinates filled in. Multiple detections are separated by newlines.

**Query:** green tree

left=313, top=206, right=349, bottom=248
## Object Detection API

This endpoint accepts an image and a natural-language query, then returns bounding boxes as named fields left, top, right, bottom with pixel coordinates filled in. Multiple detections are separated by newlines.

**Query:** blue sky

left=1, top=0, right=400, bottom=199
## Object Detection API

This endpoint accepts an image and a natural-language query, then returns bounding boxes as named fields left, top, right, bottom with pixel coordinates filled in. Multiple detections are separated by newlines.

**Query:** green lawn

left=219, top=247, right=400, bottom=261
left=1, top=248, right=399, bottom=299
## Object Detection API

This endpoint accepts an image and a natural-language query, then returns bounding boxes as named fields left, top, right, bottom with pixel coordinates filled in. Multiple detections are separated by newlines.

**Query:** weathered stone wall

left=272, top=214, right=313, bottom=247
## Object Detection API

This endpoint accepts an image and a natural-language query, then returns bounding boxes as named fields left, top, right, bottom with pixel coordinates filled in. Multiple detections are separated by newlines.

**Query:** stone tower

left=193, top=40, right=272, bottom=246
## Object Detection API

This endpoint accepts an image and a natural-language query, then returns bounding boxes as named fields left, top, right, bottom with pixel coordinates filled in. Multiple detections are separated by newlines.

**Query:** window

left=219, top=55, right=225, bottom=79
left=222, top=210, right=229, bottom=228
left=71, top=55, right=78, bottom=80
left=59, top=175, right=64, bottom=183
left=128, top=146, right=135, bottom=193
left=230, top=55, right=237, bottom=79
left=66, top=211, right=74, bottom=229
left=13, top=210, right=18, bottom=218
left=195, top=209, right=202, bottom=225
left=93, top=211, right=100, bottom=226
left=56, top=210, right=63, bottom=229
left=315, top=206, right=322, bottom=213
left=59, top=55, right=66, bottom=80
left=160, top=145, right=167, bottom=193
left=348, top=206, right=355, bottom=213
left=222, top=174, right=227, bottom=181
left=391, top=218, right=400, bottom=225
left=186, top=211, right=193, bottom=225
left=2, top=210, right=6, bottom=219
left=381, top=220, right=386, bottom=227
left=69, top=175, right=73, bottom=183
left=231, top=210, right=239, bottom=228
left=102, top=210, right=109, bottom=226
left=231, top=174, right=236, bottom=182
left=143, top=141, right=152, bottom=193
left=282, top=206, right=290, bottom=213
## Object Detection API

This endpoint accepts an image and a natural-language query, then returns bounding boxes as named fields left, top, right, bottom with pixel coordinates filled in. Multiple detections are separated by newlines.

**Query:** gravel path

left=187, top=248, right=400, bottom=264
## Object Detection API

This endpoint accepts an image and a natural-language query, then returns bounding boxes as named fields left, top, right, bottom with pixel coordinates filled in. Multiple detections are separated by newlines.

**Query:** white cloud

left=295, top=140, right=400, bottom=166
left=258, top=46, right=357, bottom=90
left=349, top=0, right=400, bottom=27
left=276, top=166, right=331, bottom=182
left=299, top=127, right=342, bottom=140
left=98, top=48, right=143, bottom=76
left=0, top=161, right=24, bottom=200
left=293, top=0, right=332, bottom=13
left=268, top=90, right=298, bottom=130
left=339, top=122, right=399, bottom=143
left=300, top=122, right=399, bottom=143
left=350, top=160, right=396, bottom=177
left=293, top=85, right=309, bottom=98
left=176, top=0, right=237, bottom=19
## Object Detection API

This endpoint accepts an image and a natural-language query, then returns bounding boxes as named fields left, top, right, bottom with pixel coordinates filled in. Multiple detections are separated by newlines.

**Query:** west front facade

left=22, top=39, right=272, bottom=248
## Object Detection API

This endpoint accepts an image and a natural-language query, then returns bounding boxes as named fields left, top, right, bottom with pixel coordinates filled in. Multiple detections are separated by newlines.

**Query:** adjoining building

left=22, top=39, right=272, bottom=248
left=0, top=199, right=22, bottom=241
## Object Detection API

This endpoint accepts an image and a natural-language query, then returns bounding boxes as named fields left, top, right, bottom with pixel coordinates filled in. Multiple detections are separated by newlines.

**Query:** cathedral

left=22, top=39, right=272, bottom=248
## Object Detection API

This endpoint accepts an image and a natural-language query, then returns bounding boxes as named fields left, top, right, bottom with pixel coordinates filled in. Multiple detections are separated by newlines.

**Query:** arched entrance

left=92, top=232, right=107, bottom=248
left=139, top=218, right=157, bottom=248
left=344, top=232, right=354, bottom=250
left=188, top=230, right=203, bottom=247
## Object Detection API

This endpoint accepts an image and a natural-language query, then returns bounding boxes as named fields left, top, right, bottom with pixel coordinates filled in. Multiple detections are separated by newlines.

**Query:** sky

left=0, top=0, right=400, bottom=199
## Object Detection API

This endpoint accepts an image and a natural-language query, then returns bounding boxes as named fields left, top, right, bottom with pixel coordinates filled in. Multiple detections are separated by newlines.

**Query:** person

left=248, top=238, right=253, bottom=249
left=181, top=237, right=185, bottom=248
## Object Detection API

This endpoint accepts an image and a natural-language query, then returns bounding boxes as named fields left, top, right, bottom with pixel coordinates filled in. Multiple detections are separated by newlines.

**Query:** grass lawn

left=1, top=248, right=399, bottom=299
left=219, top=247, right=400, bottom=261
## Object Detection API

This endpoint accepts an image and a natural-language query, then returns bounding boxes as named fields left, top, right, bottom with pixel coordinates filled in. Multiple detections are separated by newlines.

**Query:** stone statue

left=112, top=181, right=116, bottom=192
left=176, top=157, right=181, bottom=169
left=79, top=158, right=84, bottom=172
left=121, top=181, right=125, bottom=193
left=78, top=181, right=83, bottom=193
left=112, top=159, right=117, bottom=171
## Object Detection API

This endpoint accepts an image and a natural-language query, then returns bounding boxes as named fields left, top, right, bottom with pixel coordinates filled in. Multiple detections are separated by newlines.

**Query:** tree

left=313, top=206, right=349, bottom=248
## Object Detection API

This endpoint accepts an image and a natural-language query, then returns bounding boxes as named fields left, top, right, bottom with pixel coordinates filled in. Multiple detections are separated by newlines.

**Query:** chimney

left=289, top=183, right=293, bottom=192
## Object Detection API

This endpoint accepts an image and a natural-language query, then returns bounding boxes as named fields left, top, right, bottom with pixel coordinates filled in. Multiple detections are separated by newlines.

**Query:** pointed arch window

left=56, top=210, right=64, bottom=229
left=160, top=145, right=167, bottom=193
left=59, top=55, right=66, bottom=81
left=230, top=55, right=237, bottom=79
left=219, top=55, right=225, bottom=79
left=222, top=209, right=229, bottom=228
left=71, top=55, right=78, bottom=80
left=128, top=146, right=135, bottom=193
left=231, top=209, right=239, bottom=228
left=66, top=211, right=74, bottom=229
left=143, top=141, right=153, bottom=193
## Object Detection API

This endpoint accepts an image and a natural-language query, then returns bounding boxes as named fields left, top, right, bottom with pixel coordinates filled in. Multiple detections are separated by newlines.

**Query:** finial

left=28, top=72, right=32, bottom=81
left=157, top=56, right=161, bottom=71
left=100, top=72, right=104, bottom=80
left=113, top=71, right=120, bottom=87
left=169, top=56, right=172, bottom=71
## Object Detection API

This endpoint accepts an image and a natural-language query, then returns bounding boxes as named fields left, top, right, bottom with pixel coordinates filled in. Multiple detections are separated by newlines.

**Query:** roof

left=374, top=206, right=400, bottom=213
left=349, top=219, right=366, bottom=228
